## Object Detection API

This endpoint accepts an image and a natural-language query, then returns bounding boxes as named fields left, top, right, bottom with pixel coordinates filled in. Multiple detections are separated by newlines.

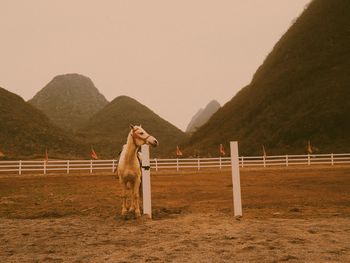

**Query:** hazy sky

left=0, top=0, right=310, bottom=131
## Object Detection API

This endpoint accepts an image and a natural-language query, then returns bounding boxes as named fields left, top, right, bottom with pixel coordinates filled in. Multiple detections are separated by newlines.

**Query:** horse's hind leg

left=133, top=177, right=142, bottom=217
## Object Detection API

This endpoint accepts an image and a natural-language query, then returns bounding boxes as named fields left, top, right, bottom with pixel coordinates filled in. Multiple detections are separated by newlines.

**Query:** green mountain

left=186, top=100, right=220, bottom=133
left=0, top=87, right=86, bottom=159
left=77, top=96, right=187, bottom=158
left=187, top=0, right=350, bottom=156
left=29, top=73, right=108, bottom=131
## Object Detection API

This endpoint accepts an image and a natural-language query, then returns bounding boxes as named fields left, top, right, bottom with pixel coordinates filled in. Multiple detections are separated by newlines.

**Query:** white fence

left=0, top=153, right=349, bottom=175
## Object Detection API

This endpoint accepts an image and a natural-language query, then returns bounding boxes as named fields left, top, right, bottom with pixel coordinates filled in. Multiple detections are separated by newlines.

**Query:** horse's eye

left=140, top=132, right=144, bottom=135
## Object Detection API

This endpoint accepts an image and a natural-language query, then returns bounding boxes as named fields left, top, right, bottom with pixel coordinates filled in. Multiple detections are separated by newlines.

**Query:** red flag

left=219, top=144, right=225, bottom=156
left=176, top=146, right=183, bottom=157
left=91, top=147, right=98, bottom=160
left=307, top=140, right=313, bottom=154
left=44, top=148, right=48, bottom=163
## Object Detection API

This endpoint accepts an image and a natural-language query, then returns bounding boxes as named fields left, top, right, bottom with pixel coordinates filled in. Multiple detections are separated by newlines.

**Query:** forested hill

left=0, top=87, right=86, bottom=159
left=29, top=73, right=108, bottom=131
left=77, top=96, right=187, bottom=158
left=186, top=0, right=350, bottom=156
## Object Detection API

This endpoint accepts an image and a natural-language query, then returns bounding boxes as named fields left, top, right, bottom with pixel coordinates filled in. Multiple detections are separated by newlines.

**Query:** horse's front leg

left=133, top=176, right=142, bottom=217
left=121, top=183, right=128, bottom=216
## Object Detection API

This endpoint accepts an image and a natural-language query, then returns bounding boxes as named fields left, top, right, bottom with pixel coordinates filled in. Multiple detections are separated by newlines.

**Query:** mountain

left=77, top=96, right=187, bottom=158
left=186, top=100, right=220, bottom=133
left=187, top=0, right=350, bottom=156
left=0, top=87, right=86, bottom=159
left=29, top=73, right=108, bottom=131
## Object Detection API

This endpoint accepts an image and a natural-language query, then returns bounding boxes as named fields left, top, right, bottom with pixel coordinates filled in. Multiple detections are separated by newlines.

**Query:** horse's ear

left=139, top=124, right=142, bottom=127
left=130, top=124, right=134, bottom=130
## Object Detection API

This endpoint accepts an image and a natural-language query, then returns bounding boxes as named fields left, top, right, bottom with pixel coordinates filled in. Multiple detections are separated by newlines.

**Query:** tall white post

left=141, top=145, right=152, bottom=218
left=19, top=160, right=22, bottom=175
left=90, top=160, right=93, bottom=173
left=67, top=160, right=70, bottom=174
left=230, top=141, right=242, bottom=217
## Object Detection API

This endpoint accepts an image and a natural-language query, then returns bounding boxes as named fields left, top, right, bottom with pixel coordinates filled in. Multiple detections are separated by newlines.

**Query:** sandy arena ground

left=0, top=166, right=350, bottom=262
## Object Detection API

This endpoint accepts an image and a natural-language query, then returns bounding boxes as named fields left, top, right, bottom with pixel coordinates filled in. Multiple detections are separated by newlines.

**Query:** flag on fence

left=262, top=145, right=267, bottom=158
left=91, top=147, right=98, bottom=160
left=219, top=144, right=226, bottom=156
left=307, top=140, right=313, bottom=154
left=44, top=148, right=48, bottom=163
left=176, top=146, right=183, bottom=157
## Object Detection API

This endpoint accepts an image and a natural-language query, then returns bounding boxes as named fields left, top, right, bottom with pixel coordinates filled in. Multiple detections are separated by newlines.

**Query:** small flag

left=262, top=145, right=267, bottom=158
left=219, top=144, right=226, bottom=156
left=44, top=148, right=48, bottom=163
left=176, top=146, right=183, bottom=157
left=91, top=147, right=98, bottom=160
left=307, top=140, right=313, bottom=154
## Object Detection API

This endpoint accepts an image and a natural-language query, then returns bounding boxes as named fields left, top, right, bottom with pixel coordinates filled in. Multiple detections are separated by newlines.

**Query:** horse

left=117, top=124, right=158, bottom=217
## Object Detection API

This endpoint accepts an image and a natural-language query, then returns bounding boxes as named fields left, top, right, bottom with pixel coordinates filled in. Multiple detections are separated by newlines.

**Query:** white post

left=230, top=141, right=242, bottom=217
left=308, top=154, right=310, bottom=165
left=67, top=160, right=70, bottom=174
left=263, top=156, right=266, bottom=168
left=155, top=158, right=158, bottom=171
left=219, top=157, right=222, bottom=169
left=19, top=160, right=22, bottom=175
left=90, top=160, right=93, bottom=173
left=176, top=158, right=179, bottom=171
left=43, top=160, right=47, bottom=175
left=141, top=145, right=152, bottom=218
left=197, top=158, right=200, bottom=170
left=286, top=155, right=289, bottom=167
left=331, top=153, right=334, bottom=166
left=241, top=156, right=244, bottom=168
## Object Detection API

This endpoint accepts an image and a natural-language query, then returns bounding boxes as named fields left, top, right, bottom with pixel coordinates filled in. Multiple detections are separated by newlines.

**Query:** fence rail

left=0, top=153, right=349, bottom=175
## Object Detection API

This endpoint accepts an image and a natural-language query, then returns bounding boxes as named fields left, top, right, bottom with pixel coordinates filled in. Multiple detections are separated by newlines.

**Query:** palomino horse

left=117, top=124, right=158, bottom=217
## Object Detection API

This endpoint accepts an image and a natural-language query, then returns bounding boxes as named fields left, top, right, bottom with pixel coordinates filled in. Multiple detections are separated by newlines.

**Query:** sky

left=0, top=0, right=310, bottom=131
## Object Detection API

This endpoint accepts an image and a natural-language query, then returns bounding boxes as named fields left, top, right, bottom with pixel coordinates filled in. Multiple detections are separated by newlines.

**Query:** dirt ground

left=0, top=166, right=350, bottom=262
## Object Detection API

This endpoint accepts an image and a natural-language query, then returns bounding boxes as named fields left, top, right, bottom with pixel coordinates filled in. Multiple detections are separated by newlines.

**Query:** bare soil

left=0, top=166, right=350, bottom=262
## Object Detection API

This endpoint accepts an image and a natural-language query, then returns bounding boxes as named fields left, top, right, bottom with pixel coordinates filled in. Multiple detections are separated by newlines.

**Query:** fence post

left=331, top=153, right=334, bottom=166
left=141, top=145, right=152, bottom=218
left=286, top=155, right=289, bottom=167
left=241, top=156, right=244, bottom=168
left=43, top=160, right=47, bottom=175
left=308, top=154, right=310, bottom=165
left=230, top=141, right=242, bottom=217
left=67, top=160, right=70, bottom=174
left=155, top=158, right=158, bottom=171
left=90, top=160, right=93, bottom=173
left=176, top=158, right=179, bottom=171
left=197, top=158, right=200, bottom=170
left=19, top=160, right=22, bottom=175
left=219, top=157, right=222, bottom=169
left=263, top=155, right=266, bottom=168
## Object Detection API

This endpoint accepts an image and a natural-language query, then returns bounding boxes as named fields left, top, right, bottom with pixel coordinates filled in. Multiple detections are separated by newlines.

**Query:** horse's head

left=130, top=124, right=159, bottom=147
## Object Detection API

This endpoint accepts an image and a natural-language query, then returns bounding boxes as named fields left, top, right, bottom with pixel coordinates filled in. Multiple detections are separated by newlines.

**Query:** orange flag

left=91, top=147, right=98, bottom=160
left=176, top=146, right=183, bottom=157
left=307, top=140, right=313, bottom=154
left=219, top=144, right=226, bottom=156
